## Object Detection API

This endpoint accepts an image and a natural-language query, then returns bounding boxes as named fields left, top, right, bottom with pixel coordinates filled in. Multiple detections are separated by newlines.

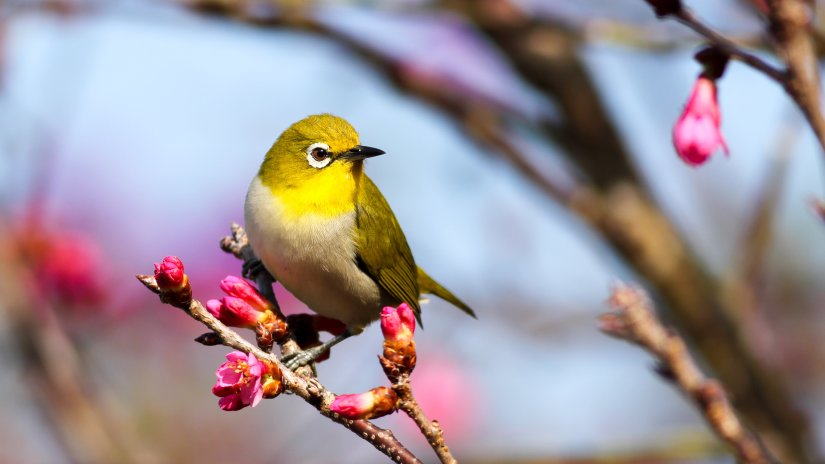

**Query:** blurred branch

left=724, top=112, right=798, bottom=323
left=600, top=284, right=777, bottom=464
left=673, top=8, right=785, bottom=82
left=0, top=230, right=141, bottom=463
left=442, top=0, right=642, bottom=191
left=764, top=0, right=825, bottom=159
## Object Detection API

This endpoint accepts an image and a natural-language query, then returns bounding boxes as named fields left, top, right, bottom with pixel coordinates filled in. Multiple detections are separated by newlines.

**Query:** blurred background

left=1, top=0, right=824, bottom=462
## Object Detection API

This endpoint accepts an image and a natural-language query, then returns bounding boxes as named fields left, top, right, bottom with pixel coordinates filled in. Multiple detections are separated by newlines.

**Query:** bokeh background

left=1, top=0, right=824, bottom=462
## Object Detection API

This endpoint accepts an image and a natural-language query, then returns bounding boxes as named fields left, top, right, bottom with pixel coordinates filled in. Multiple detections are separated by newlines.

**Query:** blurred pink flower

left=408, top=355, right=479, bottom=443
left=212, top=351, right=265, bottom=411
left=37, top=233, right=106, bottom=307
left=219, top=276, right=271, bottom=312
left=154, top=256, right=186, bottom=291
left=380, top=303, right=416, bottom=343
left=330, top=387, right=397, bottom=420
left=672, top=75, right=728, bottom=166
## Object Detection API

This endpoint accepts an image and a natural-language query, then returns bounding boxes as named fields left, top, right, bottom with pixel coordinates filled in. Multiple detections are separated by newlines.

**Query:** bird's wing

left=354, top=176, right=421, bottom=318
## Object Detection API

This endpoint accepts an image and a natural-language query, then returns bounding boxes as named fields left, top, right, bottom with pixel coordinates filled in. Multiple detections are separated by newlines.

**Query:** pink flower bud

left=380, top=303, right=415, bottom=343
left=212, top=351, right=265, bottom=411
left=206, top=297, right=262, bottom=329
left=154, top=256, right=186, bottom=291
left=673, top=76, right=729, bottom=166
left=329, top=386, right=398, bottom=420
left=219, top=276, right=271, bottom=312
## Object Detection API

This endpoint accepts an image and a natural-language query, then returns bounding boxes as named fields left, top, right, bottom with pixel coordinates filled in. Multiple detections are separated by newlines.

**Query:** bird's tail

left=417, top=267, right=476, bottom=318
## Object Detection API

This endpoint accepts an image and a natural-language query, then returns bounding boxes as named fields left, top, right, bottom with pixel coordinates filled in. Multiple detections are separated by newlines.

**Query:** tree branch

left=393, top=374, right=455, bottom=464
left=137, top=245, right=422, bottom=464
left=600, top=284, right=777, bottom=464
left=673, top=8, right=786, bottom=82
left=764, top=0, right=825, bottom=159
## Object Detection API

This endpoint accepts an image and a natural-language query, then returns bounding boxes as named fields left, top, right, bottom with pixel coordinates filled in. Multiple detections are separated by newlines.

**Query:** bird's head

left=260, top=114, right=385, bottom=187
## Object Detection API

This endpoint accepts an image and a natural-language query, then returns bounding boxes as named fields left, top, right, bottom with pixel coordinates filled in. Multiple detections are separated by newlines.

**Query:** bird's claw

left=242, top=257, right=266, bottom=280
left=281, top=347, right=325, bottom=371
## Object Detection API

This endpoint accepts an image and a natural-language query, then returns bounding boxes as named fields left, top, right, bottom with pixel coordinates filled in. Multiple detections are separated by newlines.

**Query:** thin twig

left=600, top=284, right=777, bottom=464
left=393, top=375, right=456, bottom=464
left=673, top=8, right=786, bottom=83
left=136, top=276, right=422, bottom=464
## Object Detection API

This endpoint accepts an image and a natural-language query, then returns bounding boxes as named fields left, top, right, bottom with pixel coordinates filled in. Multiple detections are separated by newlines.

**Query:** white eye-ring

left=306, top=142, right=332, bottom=169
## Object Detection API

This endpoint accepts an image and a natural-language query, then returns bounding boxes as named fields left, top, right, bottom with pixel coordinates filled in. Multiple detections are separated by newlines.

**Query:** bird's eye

left=306, top=142, right=332, bottom=169
left=311, top=147, right=328, bottom=162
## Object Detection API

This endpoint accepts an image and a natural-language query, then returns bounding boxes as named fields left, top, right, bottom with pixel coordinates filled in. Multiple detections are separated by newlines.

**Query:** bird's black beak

left=340, top=145, right=385, bottom=161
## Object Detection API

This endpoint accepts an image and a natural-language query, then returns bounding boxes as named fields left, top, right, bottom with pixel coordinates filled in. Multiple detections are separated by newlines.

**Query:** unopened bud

left=329, top=386, right=398, bottom=420
left=380, top=303, right=415, bottom=344
left=195, top=332, right=222, bottom=346
left=673, top=75, right=728, bottom=166
left=153, top=256, right=191, bottom=308
left=219, top=276, right=271, bottom=312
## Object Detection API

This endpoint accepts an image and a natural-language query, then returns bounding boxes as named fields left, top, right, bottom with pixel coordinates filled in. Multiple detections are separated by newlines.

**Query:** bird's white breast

left=243, top=176, right=383, bottom=331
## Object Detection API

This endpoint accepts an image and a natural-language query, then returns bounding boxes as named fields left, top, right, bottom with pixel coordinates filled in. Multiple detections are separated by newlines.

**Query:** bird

left=244, top=113, right=475, bottom=369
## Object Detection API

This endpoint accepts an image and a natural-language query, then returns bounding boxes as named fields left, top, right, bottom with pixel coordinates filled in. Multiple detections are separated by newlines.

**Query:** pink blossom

left=329, top=387, right=397, bottom=420
left=37, top=234, right=106, bottom=307
left=153, top=256, right=186, bottom=291
left=408, top=355, right=479, bottom=443
left=206, top=296, right=265, bottom=329
left=212, top=351, right=264, bottom=411
left=672, top=75, right=729, bottom=166
left=380, top=303, right=416, bottom=343
left=219, top=276, right=270, bottom=312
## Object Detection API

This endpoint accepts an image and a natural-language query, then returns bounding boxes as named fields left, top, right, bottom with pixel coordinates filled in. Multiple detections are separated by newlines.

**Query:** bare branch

left=393, top=375, right=455, bottom=464
left=601, top=284, right=777, bottom=464
left=673, top=8, right=786, bottom=82
left=764, top=0, right=825, bottom=160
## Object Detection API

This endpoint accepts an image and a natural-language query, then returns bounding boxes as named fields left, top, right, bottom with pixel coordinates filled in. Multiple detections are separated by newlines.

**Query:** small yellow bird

left=244, top=114, right=475, bottom=368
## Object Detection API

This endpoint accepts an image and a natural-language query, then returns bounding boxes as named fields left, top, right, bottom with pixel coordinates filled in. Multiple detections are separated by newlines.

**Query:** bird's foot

left=281, top=346, right=328, bottom=371
left=242, top=257, right=266, bottom=280
left=280, top=330, right=352, bottom=371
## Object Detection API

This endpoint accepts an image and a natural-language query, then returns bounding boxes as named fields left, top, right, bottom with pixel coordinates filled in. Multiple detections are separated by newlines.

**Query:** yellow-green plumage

left=355, top=176, right=475, bottom=323
left=244, top=113, right=474, bottom=339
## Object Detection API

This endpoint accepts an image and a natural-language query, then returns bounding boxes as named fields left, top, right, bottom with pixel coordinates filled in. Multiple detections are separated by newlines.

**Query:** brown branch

left=137, top=269, right=421, bottom=464
left=764, top=0, right=825, bottom=157
left=393, top=375, right=455, bottom=464
left=600, top=284, right=777, bottom=464
left=673, top=8, right=786, bottom=82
